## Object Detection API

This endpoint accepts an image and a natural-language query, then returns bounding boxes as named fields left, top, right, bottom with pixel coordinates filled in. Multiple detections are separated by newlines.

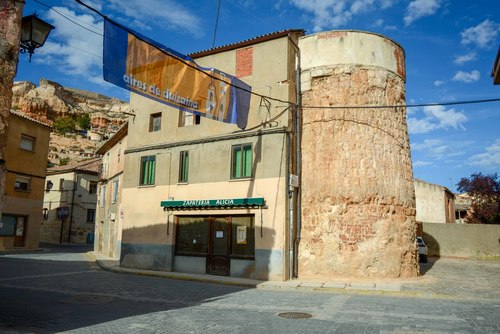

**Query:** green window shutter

left=184, top=152, right=189, bottom=182
left=233, top=146, right=242, bottom=178
left=243, top=145, right=252, bottom=177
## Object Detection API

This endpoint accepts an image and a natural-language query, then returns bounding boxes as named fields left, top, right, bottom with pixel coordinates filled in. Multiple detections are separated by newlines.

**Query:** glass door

left=206, top=217, right=230, bottom=276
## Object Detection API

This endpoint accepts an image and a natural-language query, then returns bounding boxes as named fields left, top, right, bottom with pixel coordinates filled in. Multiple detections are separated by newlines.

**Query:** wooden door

left=14, top=216, right=26, bottom=247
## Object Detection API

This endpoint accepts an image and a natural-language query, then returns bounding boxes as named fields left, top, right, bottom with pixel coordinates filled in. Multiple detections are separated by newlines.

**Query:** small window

left=149, top=113, right=162, bottom=132
left=14, top=176, right=31, bottom=191
left=87, top=209, right=96, bottom=223
left=231, top=144, right=252, bottom=179
left=179, top=111, right=200, bottom=127
left=100, top=185, right=106, bottom=208
left=112, top=179, right=119, bottom=203
left=89, top=181, right=98, bottom=194
left=179, top=151, right=189, bottom=183
left=59, top=178, right=65, bottom=191
left=20, top=135, right=35, bottom=151
left=140, top=156, right=156, bottom=186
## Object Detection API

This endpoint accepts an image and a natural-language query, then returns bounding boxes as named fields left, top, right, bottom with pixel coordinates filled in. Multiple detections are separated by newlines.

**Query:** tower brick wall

left=298, top=31, right=419, bottom=279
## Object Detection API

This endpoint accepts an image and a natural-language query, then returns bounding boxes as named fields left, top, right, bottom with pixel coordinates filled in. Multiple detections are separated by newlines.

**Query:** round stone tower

left=298, top=31, right=419, bottom=279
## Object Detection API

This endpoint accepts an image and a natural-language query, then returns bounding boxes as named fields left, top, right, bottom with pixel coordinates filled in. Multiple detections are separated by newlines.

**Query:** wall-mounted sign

left=160, top=197, right=264, bottom=209
left=103, top=18, right=251, bottom=129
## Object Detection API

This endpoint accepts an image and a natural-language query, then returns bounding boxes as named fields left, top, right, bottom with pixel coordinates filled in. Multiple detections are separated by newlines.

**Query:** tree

left=76, top=113, right=91, bottom=131
left=457, top=172, right=500, bottom=224
left=53, top=115, right=76, bottom=134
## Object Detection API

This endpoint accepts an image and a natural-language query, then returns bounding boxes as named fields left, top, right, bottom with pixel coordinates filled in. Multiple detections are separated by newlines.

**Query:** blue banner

left=103, top=19, right=251, bottom=129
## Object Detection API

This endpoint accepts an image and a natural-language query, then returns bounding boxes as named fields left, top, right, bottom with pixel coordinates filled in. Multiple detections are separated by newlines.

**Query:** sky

left=15, top=0, right=500, bottom=192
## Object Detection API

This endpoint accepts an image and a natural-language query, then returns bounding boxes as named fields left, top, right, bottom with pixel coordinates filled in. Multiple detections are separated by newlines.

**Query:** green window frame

left=179, top=151, right=189, bottom=183
left=140, top=156, right=156, bottom=186
left=231, top=144, right=252, bottom=179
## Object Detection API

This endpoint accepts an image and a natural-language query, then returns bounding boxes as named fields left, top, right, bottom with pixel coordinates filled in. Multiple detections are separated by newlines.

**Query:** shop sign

left=160, top=197, right=264, bottom=208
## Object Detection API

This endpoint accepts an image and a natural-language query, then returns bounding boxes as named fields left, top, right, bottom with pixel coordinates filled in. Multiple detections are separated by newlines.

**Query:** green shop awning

left=160, top=197, right=265, bottom=209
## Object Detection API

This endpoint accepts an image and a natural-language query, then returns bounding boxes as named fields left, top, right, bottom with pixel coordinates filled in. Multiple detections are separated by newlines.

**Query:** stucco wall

left=298, top=30, right=418, bottom=279
left=422, top=222, right=500, bottom=258
left=414, top=179, right=454, bottom=224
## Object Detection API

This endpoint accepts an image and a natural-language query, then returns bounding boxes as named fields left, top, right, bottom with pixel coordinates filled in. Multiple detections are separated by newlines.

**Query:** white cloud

left=452, top=70, right=480, bottom=83
left=408, top=105, right=467, bottom=134
left=404, top=0, right=441, bottom=26
left=461, top=20, right=500, bottom=49
left=106, top=0, right=202, bottom=37
left=453, top=52, right=477, bottom=65
left=373, top=19, right=384, bottom=27
left=290, top=0, right=395, bottom=31
left=468, top=139, right=500, bottom=168
left=413, top=160, right=433, bottom=167
left=434, top=80, right=444, bottom=86
left=37, top=7, right=104, bottom=84
left=411, top=139, right=468, bottom=160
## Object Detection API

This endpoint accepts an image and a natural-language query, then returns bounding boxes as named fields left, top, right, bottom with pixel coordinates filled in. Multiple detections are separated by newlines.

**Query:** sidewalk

left=87, top=251, right=500, bottom=301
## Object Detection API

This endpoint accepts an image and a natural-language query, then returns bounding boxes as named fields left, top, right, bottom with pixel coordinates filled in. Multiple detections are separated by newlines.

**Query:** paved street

left=1, top=244, right=499, bottom=333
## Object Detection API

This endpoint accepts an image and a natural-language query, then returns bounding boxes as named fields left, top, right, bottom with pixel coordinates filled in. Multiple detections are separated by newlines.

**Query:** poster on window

left=103, top=18, right=251, bottom=129
left=236, top=226, right=247, bottom=244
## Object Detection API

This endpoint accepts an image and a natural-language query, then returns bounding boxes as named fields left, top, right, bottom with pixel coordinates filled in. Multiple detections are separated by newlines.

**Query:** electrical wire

left=37, top=0, right=500, bottom=112
left=212, top=0, right=222, bottom=49
left=33, top=0, right=103, bottom=36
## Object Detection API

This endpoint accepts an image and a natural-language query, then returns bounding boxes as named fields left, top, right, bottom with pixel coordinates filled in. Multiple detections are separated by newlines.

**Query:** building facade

left=94, top=124, right=127, bottom=259
left=414, top=179, right=455, bottom=224
left=117, top=29, right=419, bottom=281
left=0, top=111, right=51, bottom=250
left=41, top=159, right=100, bottom=244
left=120, top=30, right=304, bottom=280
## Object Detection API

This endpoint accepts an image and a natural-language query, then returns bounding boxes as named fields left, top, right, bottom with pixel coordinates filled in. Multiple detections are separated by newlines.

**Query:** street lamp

left=19, top=14, right=54, bottom=62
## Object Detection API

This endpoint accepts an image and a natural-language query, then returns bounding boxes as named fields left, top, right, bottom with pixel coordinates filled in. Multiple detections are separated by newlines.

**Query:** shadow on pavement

left=0, top=243, right=247, bottom=333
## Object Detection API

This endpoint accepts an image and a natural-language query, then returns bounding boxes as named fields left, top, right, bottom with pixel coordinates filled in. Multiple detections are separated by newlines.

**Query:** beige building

left=120, top=30, right=304, bottom=280
left=94, top=124, right=127, bottom=259
left=414, top=179, right=455, bottom=224
left=41, top=159, right=100, bottom=244
left=0, top=111, right=51, bottom=250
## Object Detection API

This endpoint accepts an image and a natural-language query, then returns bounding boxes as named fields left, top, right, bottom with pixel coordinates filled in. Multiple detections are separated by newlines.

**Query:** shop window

left=179, top=151, right=189, bottom=183
left=231, top=144, right=252, bottom=179
left=231, top=216, right=255, bottom=258
left=14, top=176, right=31, bottom=191
left=139, top=156, right=156, bottom=186
left=149, top=113, right=162, bottom=132
left=175, top=217, right=209, bottom=255
left=20, top=134, right=35, bottom=151
left=0, top=215, right=16, bottom=236
left=179, top=111, right=200, bottom=127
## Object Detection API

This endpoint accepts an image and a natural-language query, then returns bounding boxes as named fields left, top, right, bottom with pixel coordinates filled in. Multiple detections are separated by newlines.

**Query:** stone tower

left=298, top=31, right=419, bottom=279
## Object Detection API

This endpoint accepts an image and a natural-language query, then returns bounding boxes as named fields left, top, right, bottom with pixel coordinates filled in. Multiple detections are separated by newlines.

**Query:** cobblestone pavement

left=1, top=244, right=499, bottom=333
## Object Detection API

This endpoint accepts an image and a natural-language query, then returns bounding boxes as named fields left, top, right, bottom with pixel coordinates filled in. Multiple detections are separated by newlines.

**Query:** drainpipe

left=288, top=34, right=302, bottom=278
left=67, top=172, right=77, bottom=243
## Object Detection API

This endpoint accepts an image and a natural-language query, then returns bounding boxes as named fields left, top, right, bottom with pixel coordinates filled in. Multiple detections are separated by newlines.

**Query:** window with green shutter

left=231, top=144, right=252, bottom=179
left=140, top=156, right=156, bottom=186
left=179, top=151, right=189, bottom=183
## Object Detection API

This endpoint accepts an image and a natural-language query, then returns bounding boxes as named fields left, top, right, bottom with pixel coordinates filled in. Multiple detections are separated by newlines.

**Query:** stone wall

left=298, top=31, right=419, bottom=279
left=422, top=222, right=500, bottom=259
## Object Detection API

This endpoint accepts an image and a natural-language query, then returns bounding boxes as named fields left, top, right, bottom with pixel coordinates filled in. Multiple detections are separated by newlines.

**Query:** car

left=417, top=237, right=428, bottom=263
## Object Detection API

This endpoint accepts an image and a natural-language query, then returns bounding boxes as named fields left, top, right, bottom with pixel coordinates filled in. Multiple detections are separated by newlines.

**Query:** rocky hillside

left=11, top=79, right=130, bottom=166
